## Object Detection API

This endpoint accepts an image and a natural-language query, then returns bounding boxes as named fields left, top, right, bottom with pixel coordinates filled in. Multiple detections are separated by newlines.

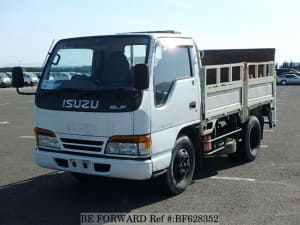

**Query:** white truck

left=12, top=31, right=276, bottom=194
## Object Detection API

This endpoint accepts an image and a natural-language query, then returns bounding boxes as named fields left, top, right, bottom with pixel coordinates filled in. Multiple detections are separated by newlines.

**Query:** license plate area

left=69, top=159, right=92, bottom=173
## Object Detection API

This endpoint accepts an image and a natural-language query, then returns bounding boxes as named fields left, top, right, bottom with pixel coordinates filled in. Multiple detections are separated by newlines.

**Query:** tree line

left=0, top=67, right=42, bottom=73
left=276, top=61, right=300, bottom=70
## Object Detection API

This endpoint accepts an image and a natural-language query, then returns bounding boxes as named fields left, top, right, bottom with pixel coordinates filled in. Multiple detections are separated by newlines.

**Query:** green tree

left=281, top=61, right=289, bottom=68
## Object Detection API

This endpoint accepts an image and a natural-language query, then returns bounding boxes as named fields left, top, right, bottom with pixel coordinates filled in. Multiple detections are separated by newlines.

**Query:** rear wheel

left=239, top=116, right=262, bottom=162
left=165, top=135, right=195, bottom=195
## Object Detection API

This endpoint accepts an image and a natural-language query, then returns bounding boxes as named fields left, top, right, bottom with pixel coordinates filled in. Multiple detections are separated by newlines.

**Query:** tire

left=280, top=80, right=287, bottom=85
left=164, top=135, right=195, bottom=195
left=239, top=116, right=262, bottom=162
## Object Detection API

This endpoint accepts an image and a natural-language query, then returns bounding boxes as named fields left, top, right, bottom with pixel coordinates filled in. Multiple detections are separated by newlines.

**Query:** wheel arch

left=164, top=125, right=198, bottom=194
left=177, top=124, right=201, bottom=163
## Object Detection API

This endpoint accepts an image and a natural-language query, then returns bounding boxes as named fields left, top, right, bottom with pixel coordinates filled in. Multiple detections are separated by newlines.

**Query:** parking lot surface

left=0, top=86, right=299, bottom=225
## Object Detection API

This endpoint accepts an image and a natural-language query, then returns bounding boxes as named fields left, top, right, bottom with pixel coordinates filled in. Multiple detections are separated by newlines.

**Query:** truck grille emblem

left=62, top=99, right=99, bottom=109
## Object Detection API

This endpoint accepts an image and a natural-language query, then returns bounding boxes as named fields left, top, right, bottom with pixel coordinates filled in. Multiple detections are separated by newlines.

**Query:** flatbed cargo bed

left=199, top=49, right=276, bottom=133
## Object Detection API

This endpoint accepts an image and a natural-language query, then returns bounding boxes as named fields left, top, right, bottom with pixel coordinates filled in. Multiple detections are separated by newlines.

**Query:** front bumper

left=33, top=149, right=153, bottom=180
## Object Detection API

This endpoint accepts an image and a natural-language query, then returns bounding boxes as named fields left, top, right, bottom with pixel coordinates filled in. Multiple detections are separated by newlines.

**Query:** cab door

left=150, top=38, right=200, bottom=135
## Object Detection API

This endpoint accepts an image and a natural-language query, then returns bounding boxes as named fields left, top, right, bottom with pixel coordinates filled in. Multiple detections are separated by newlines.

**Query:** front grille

left=61, top=138, right=103, bottom=146
left=60, top=137, right=103, bottom=152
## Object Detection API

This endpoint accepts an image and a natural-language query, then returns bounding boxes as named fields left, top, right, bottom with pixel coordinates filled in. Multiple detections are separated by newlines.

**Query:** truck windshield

left=40, top=36, right=150, bottom=91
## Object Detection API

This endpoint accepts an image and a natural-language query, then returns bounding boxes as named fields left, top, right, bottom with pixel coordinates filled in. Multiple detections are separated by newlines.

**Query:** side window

left=153, top=44, right=191, bottom=106
left=124, top=45, right=147, bottom=67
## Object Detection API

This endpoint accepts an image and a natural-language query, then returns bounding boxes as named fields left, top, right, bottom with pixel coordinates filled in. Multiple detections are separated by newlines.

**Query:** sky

left=0, top=0, right=299, bottom=67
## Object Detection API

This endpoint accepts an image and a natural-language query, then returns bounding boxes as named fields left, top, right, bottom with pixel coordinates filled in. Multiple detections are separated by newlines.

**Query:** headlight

left=34, top=127, right=61, bottom=149
left=37, top=135, right=60, bottom=149
left=105, top=135, right=151, bottom=156
left=106, top=142, right=138, bottom=155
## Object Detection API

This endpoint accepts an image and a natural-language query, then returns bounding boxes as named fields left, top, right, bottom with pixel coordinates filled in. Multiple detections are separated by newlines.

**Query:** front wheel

left=165, top=135, right=195, bottom=195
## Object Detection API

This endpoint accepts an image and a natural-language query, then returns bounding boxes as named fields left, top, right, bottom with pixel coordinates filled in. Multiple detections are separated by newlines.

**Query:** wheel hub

left=173, top=148, right=191, bottom=182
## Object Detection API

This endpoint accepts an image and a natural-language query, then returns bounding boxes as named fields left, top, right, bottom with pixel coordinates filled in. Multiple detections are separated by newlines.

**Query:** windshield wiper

left=98, top=87, right=136, bottom=92
left=43, top=87, right=81, bottom=92
left=40, top=87, right=138, bottom=95
left=40, top=87, right=94, bottom=96
left=71, top=75, right=102, bottom=86
left=71, top=76, right=139, bottom=94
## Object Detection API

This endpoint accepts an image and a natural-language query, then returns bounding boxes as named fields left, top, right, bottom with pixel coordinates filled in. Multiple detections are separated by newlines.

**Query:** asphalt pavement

left=0, top=86, right=299, bottom=225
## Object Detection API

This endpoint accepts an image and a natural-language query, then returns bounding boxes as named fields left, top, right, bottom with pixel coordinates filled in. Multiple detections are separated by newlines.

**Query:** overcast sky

left=0, top=0, right=299, bottom=67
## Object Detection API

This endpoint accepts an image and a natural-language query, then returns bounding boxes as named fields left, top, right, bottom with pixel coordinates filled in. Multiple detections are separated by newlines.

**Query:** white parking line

left=0, top=121, right=10, bottom=125
left=264, top=130, right=273, bottom=132
left=0, top=103, right=9, bottom=106
left=19, top=136, right=35, bottom=139
left=55, top=171, right=65, bottom=174
left=210, top=176, right=255, bottom=182
left=261, top=145, right=269, bottom=149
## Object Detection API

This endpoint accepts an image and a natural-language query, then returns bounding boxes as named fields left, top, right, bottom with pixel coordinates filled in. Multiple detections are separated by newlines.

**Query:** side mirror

left=12, top=67, right=24, bottom=88
left=134, top=64, right=149, bottom=90
left=12, top=67, right=35, bottom=95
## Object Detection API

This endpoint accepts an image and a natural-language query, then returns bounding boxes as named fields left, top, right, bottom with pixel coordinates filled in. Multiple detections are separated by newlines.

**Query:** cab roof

left=118, top=30, right=192, bottom=39
left=60, top=30, right=192, bottom=42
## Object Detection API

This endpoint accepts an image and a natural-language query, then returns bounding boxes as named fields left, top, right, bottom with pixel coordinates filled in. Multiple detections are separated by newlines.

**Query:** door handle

left=189, top=101, right=196, bottom=109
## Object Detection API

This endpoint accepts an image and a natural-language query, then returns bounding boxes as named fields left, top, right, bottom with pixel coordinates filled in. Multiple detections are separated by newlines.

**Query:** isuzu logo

left=62, top=99, right=99, bottom=109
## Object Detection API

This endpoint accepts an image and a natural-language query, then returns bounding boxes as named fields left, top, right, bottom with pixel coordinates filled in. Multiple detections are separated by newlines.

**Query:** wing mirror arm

left=16, top=87, right=36, bottom=95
